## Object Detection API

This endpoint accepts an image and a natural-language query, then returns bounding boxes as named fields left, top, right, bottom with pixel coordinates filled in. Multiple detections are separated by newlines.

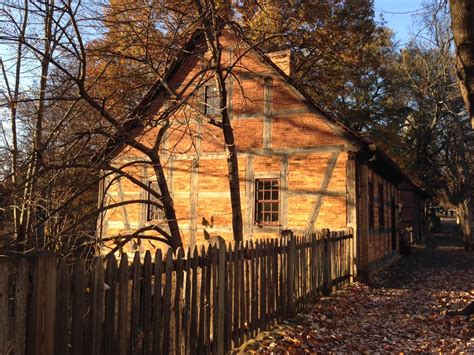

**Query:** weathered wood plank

left=260, top=241, right=266, bottom=331
left=183, top=248, right=191, bottom=355
left=250, top=241, right=257, bottom=338
left=55, top=259, right=70, bottom=355
left=118, top=254, right=129, bottom=355
left=197, top=246, right=206, bottom=354
left=71, top=258, right=85, bottom=355
left=91, top=257, right=105, bottom=355
left=239, top=243, right=245, bottom=345
left=211, top=246, right=218, bottom=355
left=232, top=242, right=240, bottom=347
left=287, top=237, right=295, bottom=317
left=0, top=258, right=9, bottom=355
left=323, top=229, right=332, bottom=296
left=142, top=251, right=153, bottom=355
left=104, top=256, right=118, bottom=355
left=217, top=240, right=226, bottom=355
left=174, top=248, right=184, bottom=355
left=225, top=244, right=233, bottom=352
left=27, top=253, right=57, bottom=355
left=162, top=249, right=173, bottom=355
left=14, top=259, right=28, bottom=355
left=190, top=247, right=199, bottom=353
left=152, top=249, right=163, bottom=355
left=244, top=241, right=250, bottom=342
left=130, top=252, right=142, bottom=355
left=205, top=246, right=212, bottom=355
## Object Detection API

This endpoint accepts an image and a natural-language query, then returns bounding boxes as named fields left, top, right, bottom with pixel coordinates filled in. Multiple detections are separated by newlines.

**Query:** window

left=255, top=179, right=279, bottom=226
left=147, top=181, right=164, bottom=221
left=204, top=84, right=220, bottom=116
left=379, top=183, right=385, bottom=227
left=368, top=181, right=374, bottom=227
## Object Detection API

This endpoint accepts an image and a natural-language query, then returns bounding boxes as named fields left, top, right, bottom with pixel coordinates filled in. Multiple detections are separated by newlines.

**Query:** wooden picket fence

left=0, top=229, right=353, bottom=355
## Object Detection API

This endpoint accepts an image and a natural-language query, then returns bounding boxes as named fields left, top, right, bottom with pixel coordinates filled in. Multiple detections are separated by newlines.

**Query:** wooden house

left=399, top=180, right=429, bottom=244
left=98, top=28, right=427, bottom=279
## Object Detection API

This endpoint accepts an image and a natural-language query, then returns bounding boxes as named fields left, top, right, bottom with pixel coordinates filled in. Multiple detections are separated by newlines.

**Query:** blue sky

left=374, top=0, right=427, bottom=45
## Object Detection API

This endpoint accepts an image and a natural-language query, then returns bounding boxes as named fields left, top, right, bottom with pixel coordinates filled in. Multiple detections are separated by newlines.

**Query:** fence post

left=217, top=240, right=226, bottom=355
left=0, top=257, right=9, bottom=355
left=287, top=236, right=295, bottom=317
left=26, top=252, right=57, bottom=355
left=323, top=229, right=332, bottom=296
left=348, top=227, right=354, bottom=283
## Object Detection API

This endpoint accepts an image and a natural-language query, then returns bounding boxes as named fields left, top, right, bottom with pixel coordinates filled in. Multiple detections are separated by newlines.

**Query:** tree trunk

left=450, top=0, right=474, bottom=129
left=196, top=0, right=244, bottom=243
left=217, top=74, right=244, bottom=242
left=149, top=152, right=183, bottom=250
left=457, top=200, right=472, bottom=249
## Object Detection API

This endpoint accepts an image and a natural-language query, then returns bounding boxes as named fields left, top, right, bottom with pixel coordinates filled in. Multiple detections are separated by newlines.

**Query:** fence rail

left=0, top=229, right=353, bottom=355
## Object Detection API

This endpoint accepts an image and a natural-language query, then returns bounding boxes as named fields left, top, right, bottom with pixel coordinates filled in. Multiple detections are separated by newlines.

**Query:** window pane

left=255, top=178, right=280, bottom=225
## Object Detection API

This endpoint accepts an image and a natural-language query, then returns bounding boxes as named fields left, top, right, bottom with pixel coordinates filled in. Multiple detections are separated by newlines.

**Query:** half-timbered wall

left=100, top=31, right=354, bottom=252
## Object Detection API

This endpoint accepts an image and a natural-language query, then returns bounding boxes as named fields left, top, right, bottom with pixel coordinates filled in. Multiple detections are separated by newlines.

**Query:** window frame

left=147, top=181, right=164, bottom=222
left=204, top=84, right=220, bottom=116
left=254, top=178, right=280, bottom=226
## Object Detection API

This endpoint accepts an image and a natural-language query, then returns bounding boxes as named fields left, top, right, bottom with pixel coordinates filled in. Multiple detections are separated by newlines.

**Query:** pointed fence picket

left=0, top=229, right=353, bottom=355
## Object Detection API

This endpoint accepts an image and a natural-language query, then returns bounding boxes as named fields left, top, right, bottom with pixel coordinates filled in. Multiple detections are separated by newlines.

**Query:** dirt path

left=234, top=220, right=473, bottom=353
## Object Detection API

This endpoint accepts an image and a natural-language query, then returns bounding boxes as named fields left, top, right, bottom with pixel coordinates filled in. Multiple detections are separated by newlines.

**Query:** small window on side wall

left=255, top=178, right=279, bottom=226
left=147, top=181, right=164, bottom=222
left=204, top=84, right=220, bottom=116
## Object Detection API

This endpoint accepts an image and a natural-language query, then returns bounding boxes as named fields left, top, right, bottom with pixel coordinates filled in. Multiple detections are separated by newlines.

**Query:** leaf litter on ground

left=232, top=249, right=473, bottom=353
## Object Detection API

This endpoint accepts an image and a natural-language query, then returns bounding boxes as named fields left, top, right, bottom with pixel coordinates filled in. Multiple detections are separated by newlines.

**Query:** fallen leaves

left=233, top=244, right=474, bottom=353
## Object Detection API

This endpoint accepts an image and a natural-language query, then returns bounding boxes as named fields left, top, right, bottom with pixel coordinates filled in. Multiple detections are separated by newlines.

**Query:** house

left=398, top=180, right=429, bottom=244
left=98, top=28, right=427, bottom=279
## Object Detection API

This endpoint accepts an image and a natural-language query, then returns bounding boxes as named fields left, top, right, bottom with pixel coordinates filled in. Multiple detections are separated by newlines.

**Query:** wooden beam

left=263, top=77, right=273, bottom=148
left=116, top=176, right=131, bottom=232
left=189, top=113, right=202, bottom=249
left=115, top=144, right=347, bottom=163
left=139, top=165, right=148, bottom=253
left=346, top=152, right=357, bottom=278
left=359, top=162, right=370, bottom=281
left=189, top=158, right=199, bottom=249
left=233, top=107, right=313, bottom=120
left=26, top=253, right=57, bottom=355
left=280, top=156, right=289, bottom=230
left=139, top=165, right=148, bottom=229
left=305, top=151, right=340, bottom=234
left=244, top=155, right=254, bottom=238
left=288, top=190, right=346, bottom=197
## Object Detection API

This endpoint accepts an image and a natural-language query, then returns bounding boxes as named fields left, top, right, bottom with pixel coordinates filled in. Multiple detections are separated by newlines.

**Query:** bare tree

left=0, top=0, right=189, bottom=253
